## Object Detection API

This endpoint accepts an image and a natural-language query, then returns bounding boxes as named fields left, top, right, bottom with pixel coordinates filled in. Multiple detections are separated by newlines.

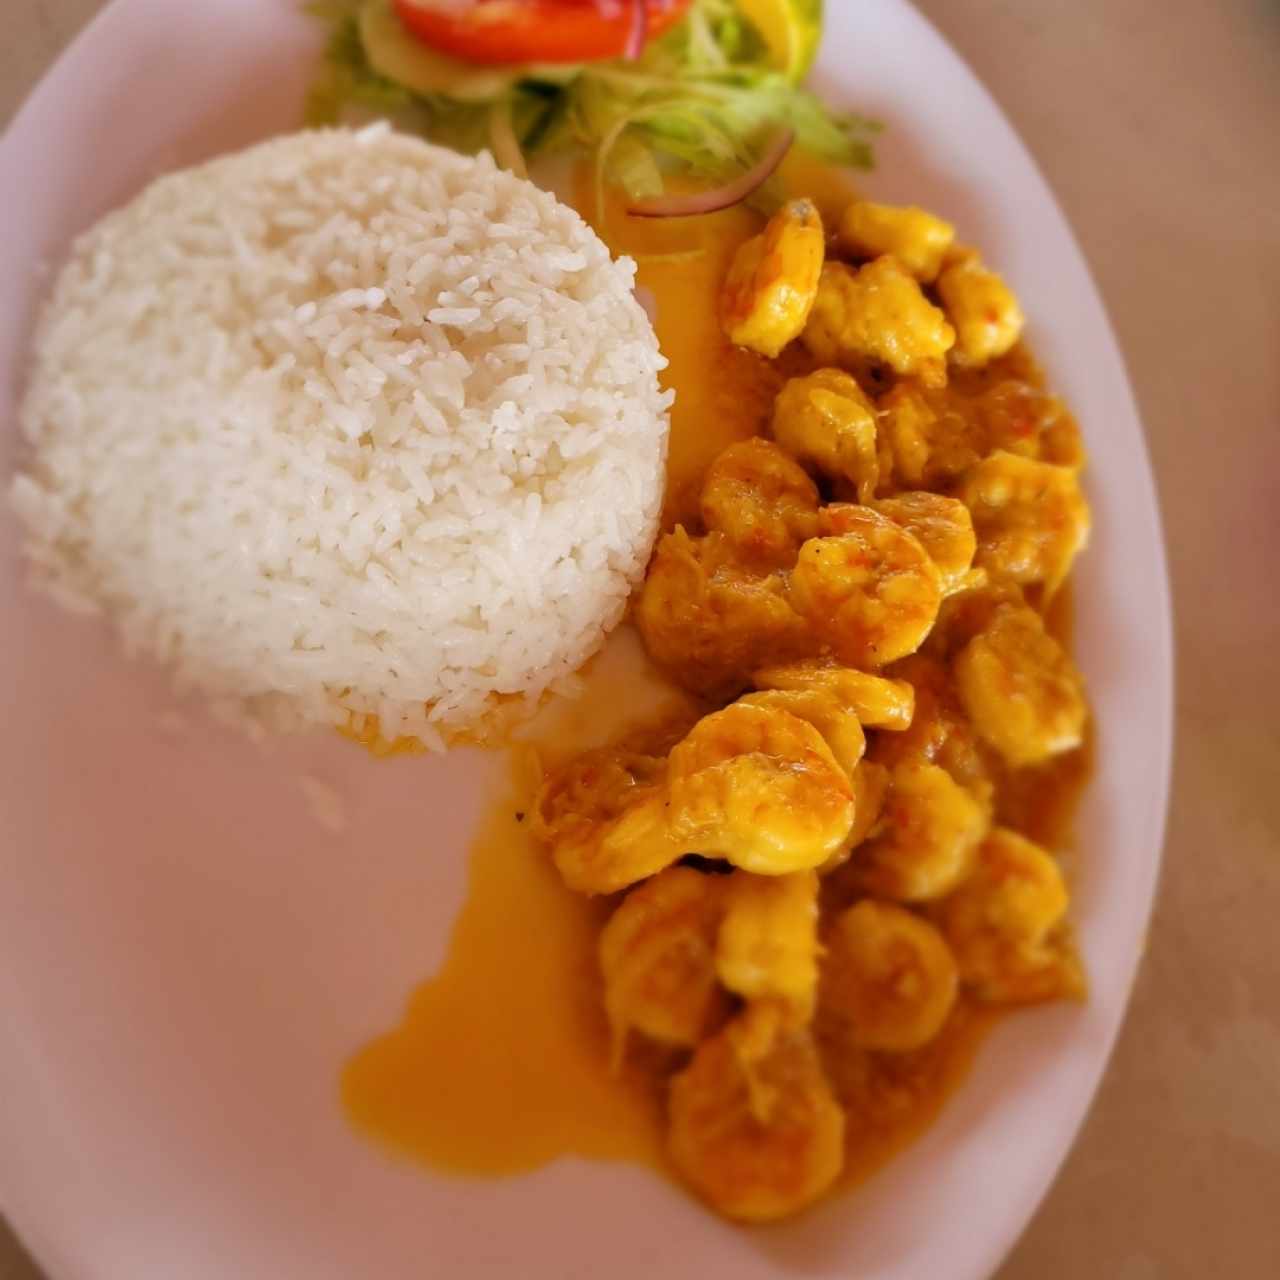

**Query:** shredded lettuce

left=305, top=3, right=410, bottom=124
left=306, top=0, right=878, bottom=204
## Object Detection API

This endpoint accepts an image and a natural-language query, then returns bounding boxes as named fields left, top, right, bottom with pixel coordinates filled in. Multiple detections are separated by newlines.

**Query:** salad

left=307, top=0, right=876, bottom=212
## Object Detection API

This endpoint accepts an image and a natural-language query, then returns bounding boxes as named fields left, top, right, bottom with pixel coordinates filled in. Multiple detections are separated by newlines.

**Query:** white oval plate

left=0, top=2, right=1172, bottom=1277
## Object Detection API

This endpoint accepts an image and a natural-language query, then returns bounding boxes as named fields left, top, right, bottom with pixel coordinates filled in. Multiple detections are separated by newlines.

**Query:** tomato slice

left=393, top=0, right=693, bottom=66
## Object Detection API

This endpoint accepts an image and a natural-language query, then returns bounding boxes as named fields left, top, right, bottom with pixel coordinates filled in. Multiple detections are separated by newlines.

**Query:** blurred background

left=3, top=1, right=1278, bottom=1276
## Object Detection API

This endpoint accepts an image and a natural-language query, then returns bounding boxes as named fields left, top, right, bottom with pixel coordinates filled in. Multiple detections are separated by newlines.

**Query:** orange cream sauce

left=342, top=632, right=697, bottom=1177
left=341, top=156, right=1082, bottom=1192
left=342, top=764, right=663, bottom=1174
left=831, top=1000, right=1002, bottom=1189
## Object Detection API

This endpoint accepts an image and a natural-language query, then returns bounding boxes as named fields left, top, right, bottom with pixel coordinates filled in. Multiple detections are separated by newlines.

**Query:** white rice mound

left=12, top=125, right=671, bottom=745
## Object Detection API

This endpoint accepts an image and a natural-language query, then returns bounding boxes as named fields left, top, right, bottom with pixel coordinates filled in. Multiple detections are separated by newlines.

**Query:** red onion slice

left=623, top=0, right=648, bottom=60
left=626, top=127, right=796, bottom=218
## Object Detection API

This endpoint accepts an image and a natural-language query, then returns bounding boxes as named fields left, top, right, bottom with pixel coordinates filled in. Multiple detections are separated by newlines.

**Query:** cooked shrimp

left=977, top=378, right=1086, bottom=469
left=636, top=526, right=811, bottom=698
left=922, top=577, right=1027, bottom=661
left=599, top=866, right=728, bottom=1059
left=738, top=687, right=866, bottom=779
left=821, top=900, right=959, bottom=1051
left=667, top=1019, right=845, bottom=1222
left=937, top=828, right=1084, bottom=1004
left=700, top=438, right=820, bottom=569
left=937, top=252, right=1025, bottom=366
left=716, top=870, right=821, bottom=1022
left=753, top=657, right=915, bottom=730
left=843, top=760, right=891, bottom=855
left=720, top=198, right=825, bottom=358
left=818, top=758, right=894, bottom=883
left=788, top=508, right=943, bottom=669
left=802, top=257, right=955, bottom=387
left=953, top=605, right=1087, bottom=767
left=667, top=701, right=855, bottom=875
left=771, top=368, right=883, bottom=502
left=875, top=653, right=993, bottom=799
left=836, top=200, right=956, bottom=283
left=857, top=761, right=989, bottom=901
left=877, top=375, right=1082, bottom=496
left=878, top=381, right=985, bottom=490
left=959, top=450, right=1090, bottom=595
left=868, top=492, right=978, bottom=596
left=533, top=747, right=685, bottom=895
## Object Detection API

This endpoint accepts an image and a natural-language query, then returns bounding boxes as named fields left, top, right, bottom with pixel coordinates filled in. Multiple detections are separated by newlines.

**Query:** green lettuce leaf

left=307, top=0, right=878, bottom=195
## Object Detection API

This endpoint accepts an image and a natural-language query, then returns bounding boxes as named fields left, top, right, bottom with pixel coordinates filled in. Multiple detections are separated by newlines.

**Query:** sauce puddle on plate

left=341, top=774, right=663, bottom=1175
left=341, top=630, right=693, bottom=1177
